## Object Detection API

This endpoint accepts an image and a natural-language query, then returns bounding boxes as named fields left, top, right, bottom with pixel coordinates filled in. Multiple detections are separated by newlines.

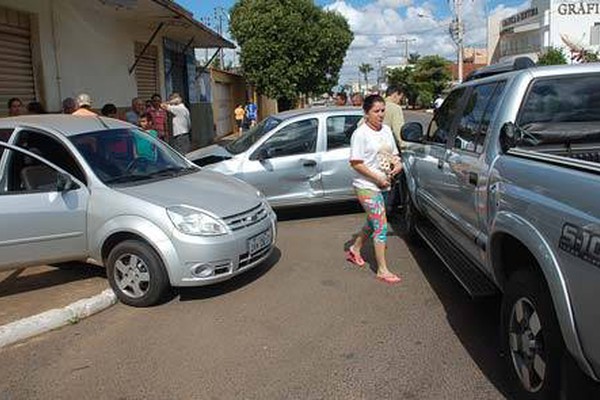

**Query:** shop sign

left=557, top=2, right=600, bottom=15
left=502, top=7, right=539, bottom=27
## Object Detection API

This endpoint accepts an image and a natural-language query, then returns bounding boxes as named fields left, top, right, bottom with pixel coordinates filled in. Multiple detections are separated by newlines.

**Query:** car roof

left=274, top=106, right=363, bottom=120
left=460, top=63, right=600, bottom=87
left=0, top=114, right=134, bottom=137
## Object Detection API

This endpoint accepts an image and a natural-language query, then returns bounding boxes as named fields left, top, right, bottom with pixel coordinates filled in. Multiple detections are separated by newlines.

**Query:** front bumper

left=166, top=211, right=277, bottom=287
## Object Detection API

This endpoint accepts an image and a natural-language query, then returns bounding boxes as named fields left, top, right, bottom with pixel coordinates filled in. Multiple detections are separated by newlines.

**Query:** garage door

left=135, top=42, right=159, bottom=101
left=214, top=82, right=232, bottom=137
left=0, top=6, right=36, bottom=116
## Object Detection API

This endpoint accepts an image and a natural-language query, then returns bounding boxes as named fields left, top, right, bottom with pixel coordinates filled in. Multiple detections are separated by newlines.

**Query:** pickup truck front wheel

left=501, top=269, right=564, bottom=400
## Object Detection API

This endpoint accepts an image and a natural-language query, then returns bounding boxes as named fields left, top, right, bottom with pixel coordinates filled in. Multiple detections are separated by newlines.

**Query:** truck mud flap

left=416, top=220, right=499, bottom=297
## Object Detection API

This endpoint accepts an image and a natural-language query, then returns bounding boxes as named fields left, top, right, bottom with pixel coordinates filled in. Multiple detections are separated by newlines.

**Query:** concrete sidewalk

left=0, top=264, right=116, bottom=348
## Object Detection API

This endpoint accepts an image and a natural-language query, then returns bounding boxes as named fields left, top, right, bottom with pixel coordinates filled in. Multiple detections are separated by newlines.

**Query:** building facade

left=488, top=0, right=600, bottom=63
left=0, top=0, right=233, bottom=146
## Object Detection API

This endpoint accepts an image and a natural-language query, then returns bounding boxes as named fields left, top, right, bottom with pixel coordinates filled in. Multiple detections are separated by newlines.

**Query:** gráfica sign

left=557, top=2, right=600, bottom=15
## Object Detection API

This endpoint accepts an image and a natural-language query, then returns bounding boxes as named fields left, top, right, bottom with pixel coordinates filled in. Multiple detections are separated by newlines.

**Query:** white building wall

left=0, top=0, right=164, bottom=112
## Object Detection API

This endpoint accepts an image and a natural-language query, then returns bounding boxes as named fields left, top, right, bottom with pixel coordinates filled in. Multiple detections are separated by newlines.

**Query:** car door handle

left=468, top=172, right=478, bottom=186
left=302, top=160, right=317, bottom=167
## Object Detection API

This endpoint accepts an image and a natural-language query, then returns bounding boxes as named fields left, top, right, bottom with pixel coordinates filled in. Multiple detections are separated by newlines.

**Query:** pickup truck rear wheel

left=501, top=269, right=564, bottom=400
left=106, top=240, right=170, bottom=307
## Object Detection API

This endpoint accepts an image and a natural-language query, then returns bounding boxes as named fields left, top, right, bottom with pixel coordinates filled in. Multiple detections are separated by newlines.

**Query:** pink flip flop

left=377, top=273, right=401, bottom=284
left=345, top=248, right=365, bottom=267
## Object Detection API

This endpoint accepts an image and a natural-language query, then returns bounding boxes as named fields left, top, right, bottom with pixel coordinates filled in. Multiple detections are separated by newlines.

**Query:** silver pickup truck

left=400, top=61, right=600, bottom=399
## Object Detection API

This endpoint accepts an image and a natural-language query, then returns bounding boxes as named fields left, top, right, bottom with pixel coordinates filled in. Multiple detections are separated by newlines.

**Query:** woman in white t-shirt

left=346, top=94, right=402, bottom=284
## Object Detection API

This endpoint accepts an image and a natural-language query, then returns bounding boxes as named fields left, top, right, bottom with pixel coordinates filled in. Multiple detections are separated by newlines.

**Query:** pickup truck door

left=442, top=81, right=506, bottom=262
left=415, top=88, right=468, bottom=229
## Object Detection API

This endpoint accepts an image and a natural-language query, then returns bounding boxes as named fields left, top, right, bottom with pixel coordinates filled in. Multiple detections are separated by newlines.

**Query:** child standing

left=136, top=112, right=159, bottom=160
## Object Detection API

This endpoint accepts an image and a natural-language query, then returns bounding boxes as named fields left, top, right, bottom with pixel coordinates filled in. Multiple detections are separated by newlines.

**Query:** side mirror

left=254, top=147, right=271, bottom=162
left=56, top=172, right=78, bottom=192
left=499, top=122, right=521, bottom=153
left=401, top=122, right=424, bottom=143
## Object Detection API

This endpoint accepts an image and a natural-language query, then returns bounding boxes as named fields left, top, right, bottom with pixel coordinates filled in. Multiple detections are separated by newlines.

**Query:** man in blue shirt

left=245, top=101, right=258, bottom=127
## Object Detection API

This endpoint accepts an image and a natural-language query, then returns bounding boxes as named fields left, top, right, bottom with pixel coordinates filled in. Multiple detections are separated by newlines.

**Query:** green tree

left=387, top=55, right=451, bottom=108
left=359, top=63, right=373, bottom=92
left=537, top=47, right=568, bottom=66
left=230, top=0, right=353, bottom=110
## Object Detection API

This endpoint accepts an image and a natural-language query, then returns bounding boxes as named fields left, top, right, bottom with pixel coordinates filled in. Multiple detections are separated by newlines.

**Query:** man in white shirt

left=161, top=93, right=191, bottom=154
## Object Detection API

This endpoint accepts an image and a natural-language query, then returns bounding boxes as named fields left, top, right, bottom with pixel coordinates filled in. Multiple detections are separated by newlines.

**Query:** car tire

left=400, top=193, right=420, bottom=243
left=106, top=240, right=170, bottom=307
left=501, top=269, right=564, bottom=400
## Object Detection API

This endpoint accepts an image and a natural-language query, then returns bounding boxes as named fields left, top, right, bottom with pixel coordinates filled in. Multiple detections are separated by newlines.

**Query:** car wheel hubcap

left=114, top=254, right=150, bottom=299
left=509, top=297, right=546, bottom=393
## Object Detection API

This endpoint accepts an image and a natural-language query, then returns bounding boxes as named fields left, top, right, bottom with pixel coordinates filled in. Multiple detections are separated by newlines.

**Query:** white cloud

left=325, top=0, right=498, bottom=86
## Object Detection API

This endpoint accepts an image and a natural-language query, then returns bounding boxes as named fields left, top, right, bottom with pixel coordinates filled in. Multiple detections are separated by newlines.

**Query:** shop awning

left=94, top=0, right=235, bottom=49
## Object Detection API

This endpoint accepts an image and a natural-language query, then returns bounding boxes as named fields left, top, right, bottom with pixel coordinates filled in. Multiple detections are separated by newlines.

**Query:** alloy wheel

left=508, top=297, right=547, bottom=393
left=113, top=253, right=150, bottom=299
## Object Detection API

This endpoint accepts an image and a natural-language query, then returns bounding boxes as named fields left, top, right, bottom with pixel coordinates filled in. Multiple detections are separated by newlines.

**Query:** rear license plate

left=248, top=229, right=272, bottom=255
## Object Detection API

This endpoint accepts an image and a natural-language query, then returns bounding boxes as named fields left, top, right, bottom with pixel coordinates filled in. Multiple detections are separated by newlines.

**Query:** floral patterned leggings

left=355, top=188, right=388, bottom=244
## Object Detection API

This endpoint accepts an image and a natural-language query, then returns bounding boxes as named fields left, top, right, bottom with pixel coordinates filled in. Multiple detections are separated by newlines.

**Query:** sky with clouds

left=177, top=0, right=528, bottom=85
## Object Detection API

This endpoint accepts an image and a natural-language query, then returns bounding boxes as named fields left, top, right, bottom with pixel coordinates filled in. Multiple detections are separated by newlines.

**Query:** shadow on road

left=176, top=247, right=282, bottom=301
left=0, top=263, right=106, bottom=298
left=275, top=201, right=362, bottom=222
left=392, top=222, right=513, bottom=398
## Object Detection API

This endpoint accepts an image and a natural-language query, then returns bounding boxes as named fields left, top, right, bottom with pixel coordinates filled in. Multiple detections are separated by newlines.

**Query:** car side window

left=475, top=81, right=506, bottom=152
left=454, top=82, right=502, bottom=153
left=1, top=147, right=62, bottom=194
left=259, top=119, right=318, bottom=158
left=0, top=128, right=14, bottom=159
left=15, top=130, right=87, bottom=184
left=326, top=115, right=361, bottom=150
left=427, top=88, right=466, bottom=144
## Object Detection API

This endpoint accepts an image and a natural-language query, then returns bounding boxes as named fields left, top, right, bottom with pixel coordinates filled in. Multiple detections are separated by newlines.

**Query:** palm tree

left=358, top=63, right=373, bottom=92
left=408, top=52, right=421, bottom=65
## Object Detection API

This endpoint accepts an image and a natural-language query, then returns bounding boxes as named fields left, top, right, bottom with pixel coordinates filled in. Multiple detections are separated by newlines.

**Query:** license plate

left=248, top=229, right=272, bottom=255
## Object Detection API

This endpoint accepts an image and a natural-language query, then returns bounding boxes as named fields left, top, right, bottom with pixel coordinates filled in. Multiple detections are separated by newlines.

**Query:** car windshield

left=225, top=116, right=281, bottom=154
left=70, top=128, right=196, bottom=185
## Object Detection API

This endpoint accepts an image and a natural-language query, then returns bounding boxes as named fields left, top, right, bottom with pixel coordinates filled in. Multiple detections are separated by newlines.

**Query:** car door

left=0, top=134, right=89, bottom=270
left=415, top=88, right=467, bottom=228
left=241, top=118, right=322, bottom=206
left=321, top=113, right=362, bottom=200
left=442, top=81, right=507, bottom=262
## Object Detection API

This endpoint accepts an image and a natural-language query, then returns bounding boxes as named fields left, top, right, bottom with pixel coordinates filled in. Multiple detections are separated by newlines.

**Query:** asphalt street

left=0, top=111, right=513, bottom=399
left=0, top=202, right=511, bottom=400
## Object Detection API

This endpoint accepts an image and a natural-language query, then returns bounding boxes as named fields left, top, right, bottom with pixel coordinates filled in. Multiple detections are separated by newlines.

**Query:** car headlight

left=167, top=206, right=229, bottom=236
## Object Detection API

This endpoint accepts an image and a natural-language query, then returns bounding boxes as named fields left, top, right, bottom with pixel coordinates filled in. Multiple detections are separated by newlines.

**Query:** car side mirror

left=56, top=172, right=78, bottom=192
left=401, top=122, right=424, bottom=143
left=254, top=147, right=271, bottom=162
left=499, top=122, right=521, bottom=153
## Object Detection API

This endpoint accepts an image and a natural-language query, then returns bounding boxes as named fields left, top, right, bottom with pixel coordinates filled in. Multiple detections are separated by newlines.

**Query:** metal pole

left=457, top=0, right=464, bottom=82
left=129, top=22, right=164, bottom=74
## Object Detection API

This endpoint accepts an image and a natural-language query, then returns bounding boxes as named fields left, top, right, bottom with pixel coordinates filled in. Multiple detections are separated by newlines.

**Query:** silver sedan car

left=0, top=116, right=277, bottom=307
left=186, top=107, right=363, bottom=208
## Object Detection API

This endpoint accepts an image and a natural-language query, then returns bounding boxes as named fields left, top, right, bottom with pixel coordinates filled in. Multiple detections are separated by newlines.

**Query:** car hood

left=186, top=144, right=233, bottom=166
left=115, top=170, right=261, bottom=217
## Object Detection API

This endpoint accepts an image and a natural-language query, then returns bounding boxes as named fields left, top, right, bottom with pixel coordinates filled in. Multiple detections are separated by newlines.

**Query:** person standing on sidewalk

left=346, top=94, right=402, bottom=284
left=161, top=93, right=191, bottom=154
left=148, top=93, right=169, bottom=142
left=234, top=104, right=245, bottom=136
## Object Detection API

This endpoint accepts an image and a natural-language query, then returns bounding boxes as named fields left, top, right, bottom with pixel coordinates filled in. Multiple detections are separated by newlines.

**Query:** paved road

left=0, top=203, right=511, bottom=400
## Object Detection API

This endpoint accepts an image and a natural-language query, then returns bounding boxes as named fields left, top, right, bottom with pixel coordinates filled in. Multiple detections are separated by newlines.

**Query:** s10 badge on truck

left=559, top=223, right=600, bottom=267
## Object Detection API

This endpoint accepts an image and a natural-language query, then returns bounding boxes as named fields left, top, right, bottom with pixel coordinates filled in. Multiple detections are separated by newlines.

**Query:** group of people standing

left=7, top=92, right=192, bottom=154
left=346, top=85, right=406, bottom=285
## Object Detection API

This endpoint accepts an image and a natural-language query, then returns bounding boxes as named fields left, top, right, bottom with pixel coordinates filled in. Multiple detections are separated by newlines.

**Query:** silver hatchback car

left=186, top=107, right=363, bottom=207
left=0, top=116, right=277, bottom=307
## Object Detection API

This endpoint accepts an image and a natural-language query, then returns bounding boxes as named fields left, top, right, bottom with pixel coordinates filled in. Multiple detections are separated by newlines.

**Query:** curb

left=0, top=289, right=117, bottom=349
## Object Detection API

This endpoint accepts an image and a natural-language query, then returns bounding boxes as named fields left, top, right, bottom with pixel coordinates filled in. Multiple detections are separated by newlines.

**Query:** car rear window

left=518, top=74, right=600, bottom=125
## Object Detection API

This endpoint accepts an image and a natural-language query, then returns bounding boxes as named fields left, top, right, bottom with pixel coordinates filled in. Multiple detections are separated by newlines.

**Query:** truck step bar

left=416, top=221, right=499, bottom=298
